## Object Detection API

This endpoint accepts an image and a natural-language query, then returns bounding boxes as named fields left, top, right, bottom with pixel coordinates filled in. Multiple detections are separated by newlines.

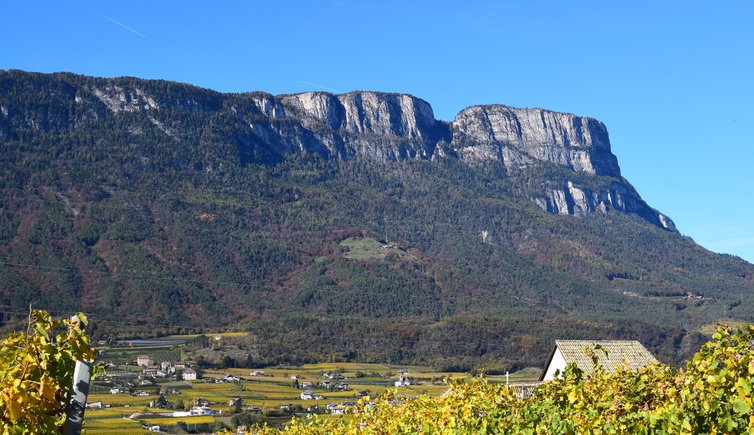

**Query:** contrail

left=99, top=13, right=147, bottom=38
left=299, top=81, right=338, bottom=93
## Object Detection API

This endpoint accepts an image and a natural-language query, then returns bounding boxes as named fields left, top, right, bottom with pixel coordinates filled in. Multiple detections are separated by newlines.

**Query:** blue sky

left=2, top=1, right=753, bottom=262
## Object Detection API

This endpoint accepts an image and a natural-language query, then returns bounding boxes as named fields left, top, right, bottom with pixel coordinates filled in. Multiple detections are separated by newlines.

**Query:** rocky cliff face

left=0, top=71, right=675, bottom=231
left=277, top=91, right=443, bottom=161
left=450, top=105, right=620, bottom=176
left=534, top=181, right=676, bottom=231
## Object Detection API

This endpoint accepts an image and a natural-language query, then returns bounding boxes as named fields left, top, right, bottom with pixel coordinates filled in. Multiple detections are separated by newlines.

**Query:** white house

left=190, top=406, right=212, bottom=416
left=394, top=376, right=411, bottom=387
left=540, top=340, right=658, bottom=381
left=182, top=369, right=197, bottom=381
left=136, top=355, right=152, bottom=367
left=300, top=390, right=314, bottom=400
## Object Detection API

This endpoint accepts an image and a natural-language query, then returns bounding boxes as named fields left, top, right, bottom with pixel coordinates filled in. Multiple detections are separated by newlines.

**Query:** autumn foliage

left=246, top=324, right=754, bottom=434
left=0, top=310, right=97, bottom=433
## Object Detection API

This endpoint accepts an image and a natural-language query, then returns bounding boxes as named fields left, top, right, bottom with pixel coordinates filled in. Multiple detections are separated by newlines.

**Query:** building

left=194, top=397, right=210, bottom=407
left=190, top=406, right=212, bottom=416
left=395, top=376, right=411, bottom=387
left=136, top=355, right=153, bottom=367
left=182, top=369, right=197, bottom=381
left=540, top=340, right=658, bottom=381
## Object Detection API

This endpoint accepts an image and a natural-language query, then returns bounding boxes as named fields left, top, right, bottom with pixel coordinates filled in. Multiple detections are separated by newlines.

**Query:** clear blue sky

left=3, top=1, right=753, bottom=262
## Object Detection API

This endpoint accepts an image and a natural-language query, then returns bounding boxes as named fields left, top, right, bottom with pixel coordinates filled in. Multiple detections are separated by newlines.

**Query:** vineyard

left=2, top=313, right=754, bottom=433
left=246, top=325, right=754, bottom=434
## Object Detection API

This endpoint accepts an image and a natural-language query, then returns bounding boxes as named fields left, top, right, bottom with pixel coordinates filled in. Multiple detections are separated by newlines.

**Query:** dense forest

left=1, top=70, right=753, bottom=370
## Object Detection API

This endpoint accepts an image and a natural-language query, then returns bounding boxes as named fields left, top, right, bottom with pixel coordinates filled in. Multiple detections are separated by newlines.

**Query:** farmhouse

left=394, top=375, right=411, bottom=387
left=193, top=397, right=211, bottom=407
left=136, top=355, right=153, bottom=367
left=182, top=368, right=197, bottom=381
left=540, top=340, right=658, bottom=381
left=190, top=406, right=212, bottom=416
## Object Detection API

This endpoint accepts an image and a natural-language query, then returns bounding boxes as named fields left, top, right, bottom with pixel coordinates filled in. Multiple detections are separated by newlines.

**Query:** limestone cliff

left=450, top=105, right=620, bottom=176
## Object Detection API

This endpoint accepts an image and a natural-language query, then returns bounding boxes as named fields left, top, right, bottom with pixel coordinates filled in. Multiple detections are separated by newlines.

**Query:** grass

left=141, top=415, right=216, bottom=425
left=339, top=237, right=417, bottom=261
left=158, top=331, right=248, bottom=340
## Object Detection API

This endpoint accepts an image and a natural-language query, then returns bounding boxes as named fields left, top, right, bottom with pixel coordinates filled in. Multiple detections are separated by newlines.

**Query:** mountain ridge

left=0, top=69, right=673, bottom=231
left=1, top=70, right=751, bottom=370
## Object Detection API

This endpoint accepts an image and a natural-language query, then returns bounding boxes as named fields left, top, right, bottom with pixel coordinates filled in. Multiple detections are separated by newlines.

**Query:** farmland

left=84, top=336, right=539, bottom=433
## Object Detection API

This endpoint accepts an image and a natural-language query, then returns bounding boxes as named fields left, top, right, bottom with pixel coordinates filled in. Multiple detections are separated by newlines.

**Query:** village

left=82, top=334, right=658, bottom=433
left=81, top=333, right=447, bottom=432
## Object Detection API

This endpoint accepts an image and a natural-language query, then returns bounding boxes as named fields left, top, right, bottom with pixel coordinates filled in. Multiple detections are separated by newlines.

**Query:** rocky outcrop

left=450, top=105, right=620, bottom=176
left=533, top=181, right=677, bottom=231
left=91, top=85, right=160, bottom=113
left=277, top=91, right=442, bottom=161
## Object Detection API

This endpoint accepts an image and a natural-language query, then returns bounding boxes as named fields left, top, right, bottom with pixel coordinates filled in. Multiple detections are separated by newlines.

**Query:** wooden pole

left=64, top=360, right=92, bottom=435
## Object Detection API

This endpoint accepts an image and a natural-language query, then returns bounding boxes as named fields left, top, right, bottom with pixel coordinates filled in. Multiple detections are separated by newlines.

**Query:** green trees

left=0, top=310, right=98, bottom=433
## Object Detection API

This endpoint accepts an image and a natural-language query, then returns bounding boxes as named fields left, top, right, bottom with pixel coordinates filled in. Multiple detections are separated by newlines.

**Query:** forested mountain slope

left=1, top=70, right=752, bottom=370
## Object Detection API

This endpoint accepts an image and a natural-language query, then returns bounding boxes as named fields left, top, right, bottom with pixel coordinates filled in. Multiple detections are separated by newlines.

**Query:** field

left=85, top=339, right=540, bottom=433
left=339, top=237, right=418, bottom=261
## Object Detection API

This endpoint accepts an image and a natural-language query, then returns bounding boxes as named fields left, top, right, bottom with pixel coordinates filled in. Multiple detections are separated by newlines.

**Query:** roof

left=540, top=340, right=658, bottom=381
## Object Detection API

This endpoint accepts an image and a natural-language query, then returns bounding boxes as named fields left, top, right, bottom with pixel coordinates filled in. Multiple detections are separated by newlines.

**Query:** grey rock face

left=533, top=181, right=677, bottom=231
left=91, top=85, right=160, bottom=113
left=450, top=105, right=620, bottom=176
left=277, top=91, right=440, bottom=161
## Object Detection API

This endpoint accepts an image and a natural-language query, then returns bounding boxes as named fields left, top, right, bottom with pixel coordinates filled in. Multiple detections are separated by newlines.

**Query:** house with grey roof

left=539, top=340, right=658, bottom=381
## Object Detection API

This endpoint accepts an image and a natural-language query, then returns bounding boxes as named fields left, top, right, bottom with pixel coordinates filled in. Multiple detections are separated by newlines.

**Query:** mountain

left=1, top=70, right=752, bottom=370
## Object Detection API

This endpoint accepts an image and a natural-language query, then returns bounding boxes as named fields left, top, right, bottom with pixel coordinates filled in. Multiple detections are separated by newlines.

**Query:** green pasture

left=339, top=237, right=417, bottom=261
